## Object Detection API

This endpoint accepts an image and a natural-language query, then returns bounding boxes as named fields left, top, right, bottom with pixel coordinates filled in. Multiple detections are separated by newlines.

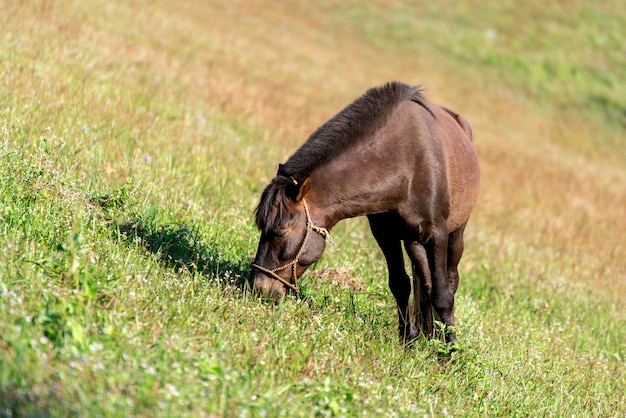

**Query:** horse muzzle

left=249, top=272, right=288, bottom=302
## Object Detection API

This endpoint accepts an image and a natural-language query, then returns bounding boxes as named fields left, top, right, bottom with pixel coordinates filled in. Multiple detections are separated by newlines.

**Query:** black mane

left=255, top=82, right=433, bottom=232
left=281, top=81, right=432, bottom=183
left=255, top=175, right=298, bottom=234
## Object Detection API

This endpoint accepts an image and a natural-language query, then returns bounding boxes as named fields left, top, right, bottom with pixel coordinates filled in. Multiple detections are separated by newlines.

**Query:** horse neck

left=306, top=151, right=406, bottom=230
left=301, top=105, right=423, bottom=229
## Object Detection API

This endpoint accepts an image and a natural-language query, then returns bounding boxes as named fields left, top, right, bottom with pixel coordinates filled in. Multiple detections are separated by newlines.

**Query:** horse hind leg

left=422, top=223, right=468, bottom=343
left=423, top=226, right=457, bottom=343
left=404, top=242, right=434, bottom=338
left=409, top=223, right=467, bottom=343
left=367, top=214, right=417, bottom=343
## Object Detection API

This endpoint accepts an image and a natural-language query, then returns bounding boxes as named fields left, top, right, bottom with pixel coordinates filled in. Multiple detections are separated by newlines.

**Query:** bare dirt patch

left=309, top=267, right=367, bottom=292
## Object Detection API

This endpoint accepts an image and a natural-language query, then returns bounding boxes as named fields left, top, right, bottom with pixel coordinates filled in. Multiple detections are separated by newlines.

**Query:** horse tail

left=441, top=106, right=474, bottom=142
left=412, top=244, right=434, bottom=337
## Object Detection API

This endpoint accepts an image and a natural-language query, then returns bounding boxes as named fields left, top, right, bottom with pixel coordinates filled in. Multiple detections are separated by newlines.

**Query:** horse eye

left=273, top=229, right=287, bottom=239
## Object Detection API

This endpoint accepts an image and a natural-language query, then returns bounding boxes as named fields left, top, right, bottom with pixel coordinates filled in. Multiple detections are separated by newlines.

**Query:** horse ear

left=293, top=176, right=311, bottom=202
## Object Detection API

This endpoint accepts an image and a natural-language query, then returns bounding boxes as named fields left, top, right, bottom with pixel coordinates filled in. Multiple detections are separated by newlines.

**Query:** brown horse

left=250, top=82, right=480, bottom=343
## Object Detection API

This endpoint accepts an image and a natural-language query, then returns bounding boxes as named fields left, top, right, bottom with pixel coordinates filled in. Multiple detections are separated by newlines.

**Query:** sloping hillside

left=1, top=0, right=624, bottom=415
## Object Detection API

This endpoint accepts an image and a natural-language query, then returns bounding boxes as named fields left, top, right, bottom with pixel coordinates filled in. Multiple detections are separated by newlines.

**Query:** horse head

left=250, top=173, right=329, bottom=301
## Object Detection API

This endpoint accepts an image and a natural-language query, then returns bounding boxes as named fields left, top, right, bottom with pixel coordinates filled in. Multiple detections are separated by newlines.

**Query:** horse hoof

left=399, top=326, right=419, bottom=345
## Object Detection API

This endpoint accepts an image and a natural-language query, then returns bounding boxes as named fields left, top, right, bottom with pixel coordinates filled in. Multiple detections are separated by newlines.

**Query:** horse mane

left=255, top=82, right=433, bottom=233
left=282, top=82, right=433, bottom=182
left=255, top=175, right=298, bottom=234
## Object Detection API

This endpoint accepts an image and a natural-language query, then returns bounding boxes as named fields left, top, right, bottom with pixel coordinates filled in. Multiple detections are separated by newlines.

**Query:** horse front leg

left=368, top=214, right=417, bottom=343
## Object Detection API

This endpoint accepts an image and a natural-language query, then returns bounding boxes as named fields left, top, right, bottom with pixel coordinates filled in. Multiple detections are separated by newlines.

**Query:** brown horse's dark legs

left=426, top=228, right=457, bottom=343
left=368, top=214, right=417, bottom=343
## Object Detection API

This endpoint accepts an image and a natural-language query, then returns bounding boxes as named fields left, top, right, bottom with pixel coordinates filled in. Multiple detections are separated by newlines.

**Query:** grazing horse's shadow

left=115, top=216, right=250, bottom=290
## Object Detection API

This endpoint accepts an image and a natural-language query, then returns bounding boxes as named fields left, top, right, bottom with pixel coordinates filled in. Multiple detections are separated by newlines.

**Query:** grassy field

left=1, top=0, right=625, bottom=416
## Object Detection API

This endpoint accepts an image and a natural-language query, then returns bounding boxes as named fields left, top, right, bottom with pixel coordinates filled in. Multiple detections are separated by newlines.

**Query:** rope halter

left=251, top=198, right=333, bottom=295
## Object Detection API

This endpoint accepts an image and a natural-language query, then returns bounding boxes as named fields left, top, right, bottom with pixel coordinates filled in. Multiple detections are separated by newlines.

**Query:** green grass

left=1, top=0, right=625, bottom=416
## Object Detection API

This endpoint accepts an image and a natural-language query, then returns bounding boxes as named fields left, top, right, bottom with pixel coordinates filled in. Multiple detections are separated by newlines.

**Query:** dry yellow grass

left=5, top=0, right=625, bottom=297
